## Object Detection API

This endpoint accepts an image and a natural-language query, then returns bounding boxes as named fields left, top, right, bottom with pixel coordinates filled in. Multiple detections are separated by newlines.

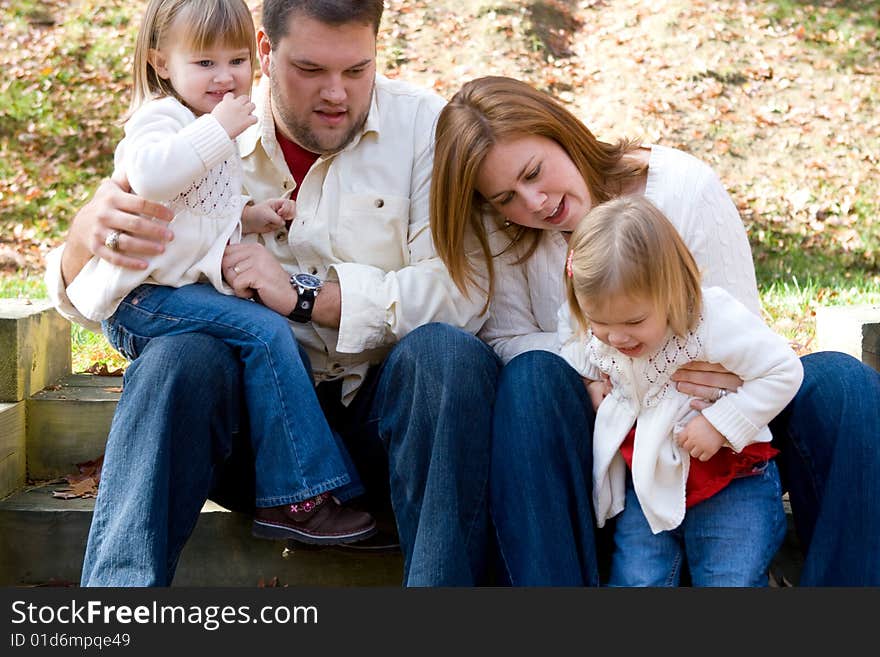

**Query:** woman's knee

left=494, top=350, right=593, bottom=458
left=498, top=350, right=586, bottom=407
left=387, top=323, right=500, bottom=384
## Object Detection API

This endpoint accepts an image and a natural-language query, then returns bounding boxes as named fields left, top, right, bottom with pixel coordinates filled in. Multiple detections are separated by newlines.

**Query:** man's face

left=259, top=13, right=376, bottom=155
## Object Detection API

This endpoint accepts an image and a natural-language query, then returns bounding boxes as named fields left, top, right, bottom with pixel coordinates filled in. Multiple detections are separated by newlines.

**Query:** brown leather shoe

left=252, top=493, right=377, bottom=545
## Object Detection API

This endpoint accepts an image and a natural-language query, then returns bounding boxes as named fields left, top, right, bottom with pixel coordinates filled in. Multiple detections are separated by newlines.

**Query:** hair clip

left=566, top=249, right=574, bottom=278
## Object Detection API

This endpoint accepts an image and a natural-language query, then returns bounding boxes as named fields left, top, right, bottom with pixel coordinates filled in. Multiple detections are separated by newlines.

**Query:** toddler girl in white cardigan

left=63, top=0, right=376, bottom=546
left=67, top=0, right=293, bottom=320
left=559, top=195, right=803, bottom=586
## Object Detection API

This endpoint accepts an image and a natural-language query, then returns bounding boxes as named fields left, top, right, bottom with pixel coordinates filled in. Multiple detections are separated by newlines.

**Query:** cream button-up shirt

left=46, top=74, right=488, bottom=403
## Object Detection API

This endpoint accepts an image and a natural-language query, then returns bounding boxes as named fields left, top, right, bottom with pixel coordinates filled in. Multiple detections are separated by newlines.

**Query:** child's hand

left=675, top=413, right=726, bottom=462
left=212, top=93, right=257, bottom=139
left=241, top=198, right=296, bottom=235
left=585, top=376, right=610, bottom=412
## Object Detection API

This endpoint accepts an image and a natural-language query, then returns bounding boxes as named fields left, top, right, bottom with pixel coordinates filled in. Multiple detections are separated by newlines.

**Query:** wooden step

left=0, top=483, right=403, bottom=587
left=26, top=374, right=120, bottom=480
left=0, top=299, right=71, bottom=403
left=0, top=402, right=26, bottom=499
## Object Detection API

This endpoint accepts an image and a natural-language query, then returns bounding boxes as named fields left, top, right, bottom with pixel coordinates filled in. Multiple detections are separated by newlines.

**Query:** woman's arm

left=697, top=287, right=804, bottom=451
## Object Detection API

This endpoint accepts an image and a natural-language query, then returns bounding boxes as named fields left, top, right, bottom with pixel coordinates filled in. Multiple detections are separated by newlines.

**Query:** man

left=45, top=0, right=498, bottom=586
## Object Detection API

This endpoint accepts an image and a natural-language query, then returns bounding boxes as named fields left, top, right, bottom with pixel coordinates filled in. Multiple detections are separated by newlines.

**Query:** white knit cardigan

left=559, top=286, right=804, bottom=534
left=67, top=97, right=247, bottom=321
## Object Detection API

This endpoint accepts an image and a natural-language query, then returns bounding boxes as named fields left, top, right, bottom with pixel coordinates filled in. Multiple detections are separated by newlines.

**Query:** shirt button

left=374, top=198, right=384, bottom=208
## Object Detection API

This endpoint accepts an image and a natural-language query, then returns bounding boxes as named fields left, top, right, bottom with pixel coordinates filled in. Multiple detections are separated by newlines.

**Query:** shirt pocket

left=333, top=193, right=410, bottom=272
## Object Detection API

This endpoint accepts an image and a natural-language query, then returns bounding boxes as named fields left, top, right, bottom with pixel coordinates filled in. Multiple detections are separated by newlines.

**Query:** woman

left=430, top=75, right=880, bottom=586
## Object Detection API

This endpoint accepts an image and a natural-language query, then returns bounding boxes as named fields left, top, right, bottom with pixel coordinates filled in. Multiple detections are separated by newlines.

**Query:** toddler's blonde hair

left=564, top=196, right=702, bottom=337
left=129, top=0, right=256, bottom=116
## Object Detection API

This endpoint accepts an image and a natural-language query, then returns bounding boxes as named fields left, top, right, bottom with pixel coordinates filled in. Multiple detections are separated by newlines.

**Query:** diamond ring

left=104, top=230, right=121, bottom=251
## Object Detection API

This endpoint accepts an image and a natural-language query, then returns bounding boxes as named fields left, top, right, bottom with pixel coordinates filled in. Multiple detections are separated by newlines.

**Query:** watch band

left=287, top=273, right=322, bottom=323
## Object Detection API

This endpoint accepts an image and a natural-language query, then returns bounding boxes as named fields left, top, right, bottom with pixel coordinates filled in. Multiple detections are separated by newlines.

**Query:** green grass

left=0, top=274, right=128, bottom=373
left=70, top=324, right=128, bottom=373
left=765, top=0, right=880, bottom=69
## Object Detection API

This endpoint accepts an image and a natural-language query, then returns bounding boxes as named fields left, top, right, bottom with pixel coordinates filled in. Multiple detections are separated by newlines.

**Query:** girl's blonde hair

left=129, top=0, right=256, bottom=115
left=564, top=196, right=702, bottom=337
left=429, top=75, right=646, bottom=312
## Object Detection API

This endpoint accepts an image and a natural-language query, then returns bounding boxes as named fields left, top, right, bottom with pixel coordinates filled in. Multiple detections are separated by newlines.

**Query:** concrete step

left=816, top=304, right=880, bottom=373
left=0, top=482, right=803, bottom=587
left=0, top=483, right=404, bottom=587
left=26, top=374, right=120, bottom=480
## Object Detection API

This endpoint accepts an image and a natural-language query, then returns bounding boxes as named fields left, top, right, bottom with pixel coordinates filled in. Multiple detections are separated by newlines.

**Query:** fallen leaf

left=83, top=363, right=125, bottom=376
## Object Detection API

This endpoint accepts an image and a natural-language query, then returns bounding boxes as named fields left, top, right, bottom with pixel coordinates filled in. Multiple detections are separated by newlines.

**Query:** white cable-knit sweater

left=480, top=145, right=761, bottom=361
left=559, top=286, right=803, bottom=534
left=67, top=97, right=247, bottom=321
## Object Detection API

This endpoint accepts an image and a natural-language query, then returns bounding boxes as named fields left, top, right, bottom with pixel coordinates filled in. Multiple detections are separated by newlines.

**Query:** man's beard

left=270, top=73, right=372, bottom=155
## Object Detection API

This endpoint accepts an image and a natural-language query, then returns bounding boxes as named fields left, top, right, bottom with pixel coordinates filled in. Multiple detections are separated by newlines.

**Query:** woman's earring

left=503, top=219, right=512, bottom=228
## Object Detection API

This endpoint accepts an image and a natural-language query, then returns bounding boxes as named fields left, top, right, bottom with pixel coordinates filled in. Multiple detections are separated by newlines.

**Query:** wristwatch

left=288, top=272, right=323, bottom=323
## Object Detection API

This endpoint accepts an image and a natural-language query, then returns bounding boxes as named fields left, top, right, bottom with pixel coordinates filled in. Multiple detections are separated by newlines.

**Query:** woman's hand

left=61, top=173, right=174, bottom=285
left=671, top=361, right=743, bottom=408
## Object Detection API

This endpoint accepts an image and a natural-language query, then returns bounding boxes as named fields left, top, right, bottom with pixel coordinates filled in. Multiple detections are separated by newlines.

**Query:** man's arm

left=59, top=174, right=174, bottom=287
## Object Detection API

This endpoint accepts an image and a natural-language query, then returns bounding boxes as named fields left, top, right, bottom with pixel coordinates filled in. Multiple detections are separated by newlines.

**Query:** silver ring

left=104, top=230, right=121, bottom=252
left=715, top=388, right=728, bottom=401
left=233, top=264, right=241, bottom=274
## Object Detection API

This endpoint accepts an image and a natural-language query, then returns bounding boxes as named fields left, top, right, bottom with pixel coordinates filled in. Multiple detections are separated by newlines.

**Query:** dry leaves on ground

left=51, top=454, right=104, bottom=500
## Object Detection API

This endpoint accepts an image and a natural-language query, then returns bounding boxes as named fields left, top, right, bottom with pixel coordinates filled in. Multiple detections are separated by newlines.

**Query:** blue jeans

left=317, top=323, right=499, bottom=585
left=81, top=320, right=498, bottom=586
left=609, top=461, right=786, bottom=587
left=491, top=351, right=600, bottom=586
left=491, top=349, right=880, bottom=586
left=103, top=283, right=352, bottom=505
left=770, top=351, right=880, bottom=586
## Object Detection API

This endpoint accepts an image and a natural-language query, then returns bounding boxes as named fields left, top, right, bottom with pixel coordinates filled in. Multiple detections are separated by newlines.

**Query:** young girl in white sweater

left=64, top=0, right=375, bottom=546
left=559, top=195, right=803, bottom=586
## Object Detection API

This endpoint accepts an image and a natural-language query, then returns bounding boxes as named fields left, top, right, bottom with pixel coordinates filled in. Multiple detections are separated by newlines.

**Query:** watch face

left=293, top=273, right=322, bottom=290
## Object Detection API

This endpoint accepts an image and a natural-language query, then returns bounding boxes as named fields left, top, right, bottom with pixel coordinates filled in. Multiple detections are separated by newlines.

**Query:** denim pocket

left=102, top=286, right=161, bottom=361
left=102, top=319, right=133, bottom=361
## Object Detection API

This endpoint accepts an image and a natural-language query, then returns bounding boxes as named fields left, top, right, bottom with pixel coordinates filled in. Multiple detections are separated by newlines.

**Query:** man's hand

left=241, top=198, right=295, bottom=234
left=212, top=93, right=257, bottom=139
left=222, top=242, right=292, bottom=308
left=671, top=361, right=743, bottom=409
left=61, top=173, right=174, bottom=286
left=223, top=243, right=343, bottom=328
left=675, top=413, right=726, bottom=462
